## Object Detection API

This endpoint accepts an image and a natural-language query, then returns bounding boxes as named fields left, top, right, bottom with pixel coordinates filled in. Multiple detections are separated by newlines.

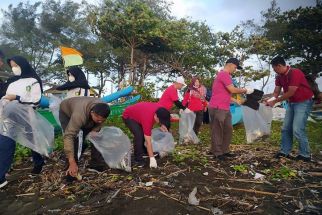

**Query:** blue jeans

left=0, top=134, right=44, bottom=181
left=280, top=99, right=313, bottom=157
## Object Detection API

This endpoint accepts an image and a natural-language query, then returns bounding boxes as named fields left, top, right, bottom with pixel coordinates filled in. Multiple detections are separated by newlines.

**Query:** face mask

left=12, top=66, right=22, bottom=76
left=68, top=75, right=75, bottom=82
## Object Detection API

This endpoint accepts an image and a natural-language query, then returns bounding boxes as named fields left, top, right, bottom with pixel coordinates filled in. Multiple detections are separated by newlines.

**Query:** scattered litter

left=254, top=173, right=265, bottom=180
left=145, top=182, right=153, bottom=187
left=211, top=207, right=223, bottom=215
left=188, top=187, right=200, bottom=206
left=203, top=172, right=209, bottom=176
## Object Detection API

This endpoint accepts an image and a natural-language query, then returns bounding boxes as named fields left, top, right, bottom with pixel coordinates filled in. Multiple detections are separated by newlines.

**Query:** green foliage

left=232, top=164, right=248, bottom=174
left=14, top=145, right=31, bottom=162
left=270, top=166, right=297, bottom=180
left=265, top=3, right=322, bottom=75
left=135, top=82, right=158, bottom=102
left=172, top=145, right=208, bottom=166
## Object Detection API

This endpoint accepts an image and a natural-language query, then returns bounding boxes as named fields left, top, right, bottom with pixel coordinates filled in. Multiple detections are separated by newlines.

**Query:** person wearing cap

left=59, top=97, right=110, bottom=182
left=265, top=56, right=314, bottom=162
left=122, top=102, right=170, bottom=168
left=209, top=58, right=253, bottom=160
left=158, top=76, right=187, bottom=111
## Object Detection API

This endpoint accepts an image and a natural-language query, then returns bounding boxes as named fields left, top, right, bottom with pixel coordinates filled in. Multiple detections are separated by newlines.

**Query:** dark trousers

left=0, top=134, right=44, bottom=181
left=209, top=108, right=232, bottom=156
left=71, top=129, right=106, bottom=167
left=123, top=118, right=147, bottom=161
left=59, top=110, right=105, bottom=168
left=193, top=110, right=204, bottom=135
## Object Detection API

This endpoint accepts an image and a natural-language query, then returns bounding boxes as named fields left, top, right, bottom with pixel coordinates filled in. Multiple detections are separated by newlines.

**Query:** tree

left=265, top=3, right=322, bottom=75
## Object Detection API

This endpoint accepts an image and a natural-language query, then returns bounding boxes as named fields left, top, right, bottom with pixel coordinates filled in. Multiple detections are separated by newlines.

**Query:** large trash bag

left=151, top=128, right=175, bottom=157
left=179, top=112, right=199, bottom=144
left=242, top=104, right=273, bottom=143
left=0, top=100, right=55, bottom=156
left=48, top=94, right=62, bottom=127
left=87, top=126, right=131, bottom=172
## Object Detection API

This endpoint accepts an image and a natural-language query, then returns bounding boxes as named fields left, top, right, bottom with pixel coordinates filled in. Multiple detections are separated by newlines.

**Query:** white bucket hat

left=175, top=76, right=186, bottom=87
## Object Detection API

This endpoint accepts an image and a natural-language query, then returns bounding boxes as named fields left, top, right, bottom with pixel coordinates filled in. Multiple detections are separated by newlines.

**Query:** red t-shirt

left=275, top=66, right=313, bottom=103
left=158, top=84, right=179, bottom=110
left=123, top=102, right=159, bottom=136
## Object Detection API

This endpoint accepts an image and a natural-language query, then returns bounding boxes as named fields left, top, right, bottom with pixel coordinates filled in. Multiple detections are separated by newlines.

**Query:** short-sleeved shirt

left=275, top=66, right=313, bottom=103
left=209, top=70, right=233, bottom=111
left=122, top=102, right=159, bottom=136
left=158, top=84, right=179, bottom=110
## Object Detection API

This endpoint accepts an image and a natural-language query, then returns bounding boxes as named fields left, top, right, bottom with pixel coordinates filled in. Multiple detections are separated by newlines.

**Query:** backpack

left=288, top=69, right=320, bottom=101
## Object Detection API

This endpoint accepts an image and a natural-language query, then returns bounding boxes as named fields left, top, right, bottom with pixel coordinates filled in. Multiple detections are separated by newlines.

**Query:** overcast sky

left=0, top=0, right=320, bottom=93
left=0, top=0, right=317, bottom=33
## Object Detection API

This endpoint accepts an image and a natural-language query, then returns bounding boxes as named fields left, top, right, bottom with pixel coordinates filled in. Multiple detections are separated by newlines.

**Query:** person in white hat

left=158, top=76, right=187, bottom=111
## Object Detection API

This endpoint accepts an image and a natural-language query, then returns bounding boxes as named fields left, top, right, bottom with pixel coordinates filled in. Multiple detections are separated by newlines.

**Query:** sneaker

left=31, top=163, right=44, bottom=175
left=0, top=179, right=8, bottom=189
left=295, top=155, right=311, bottom=162
left=274, top=152, right=293, bottom=159
left=63, top=174, right=78, bottom=184
left=223, top=152, right=236, bottom=157
left=87, top=165, right=107, bottom=174
left=214, top=155, right=226, bottom=161
left=132, top=159, right=146, bottom=167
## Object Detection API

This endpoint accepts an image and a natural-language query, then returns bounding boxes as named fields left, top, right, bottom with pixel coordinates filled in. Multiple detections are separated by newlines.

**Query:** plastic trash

left=179, top=112, right=199, bottom=144
left=254, top=172, right=265, bottom=180
left=0, top=100, right=54, bottom=156
left=211, top=207, right=224, bottom=215
left=48, top=94, right=62, bottom=127
left=151, top=128, right=175, bottom=157
left=242, top=104, right=273, bottom=143
left=87, top=126, right=131, bottom=172
left=188, top=187, right=200, bottom=205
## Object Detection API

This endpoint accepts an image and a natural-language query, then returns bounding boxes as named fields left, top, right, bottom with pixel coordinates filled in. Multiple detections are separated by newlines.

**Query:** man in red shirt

left=158, top=76, right=187, bottom=111
left=122, top=102, right=170, bottom=168
left=266, top=56, right=314, bottom=162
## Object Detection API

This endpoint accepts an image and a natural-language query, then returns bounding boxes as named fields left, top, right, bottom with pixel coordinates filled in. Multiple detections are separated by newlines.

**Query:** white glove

left=184, top=108, right=192, bottom=113
left=149, top=157, right=157, bottom=168
left=267, top=97, right=276, bottom=102
left=245, top=87, right=254, bottom=94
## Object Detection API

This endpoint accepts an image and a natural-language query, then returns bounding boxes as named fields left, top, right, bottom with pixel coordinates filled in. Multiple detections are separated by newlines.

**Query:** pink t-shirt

left=158, top=84, right=179, bottom=110
left=123, top=102, right=159, bottom=136
left=209, top=70, right=233, bottom=111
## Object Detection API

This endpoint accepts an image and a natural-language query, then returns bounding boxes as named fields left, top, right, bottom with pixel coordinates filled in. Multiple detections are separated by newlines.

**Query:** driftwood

left=219, top=186, right=296, bottom=198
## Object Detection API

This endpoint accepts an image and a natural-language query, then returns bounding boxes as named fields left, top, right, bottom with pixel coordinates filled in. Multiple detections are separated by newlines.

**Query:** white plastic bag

left=179, top=112, right=199, bottom=144
left=0, top=100, right=55, bottom=156
left=87, top=126, right=131, bottom=172
left=242, top=104, right=273, bottom=143
left=151, top=128, right=175, bottom=157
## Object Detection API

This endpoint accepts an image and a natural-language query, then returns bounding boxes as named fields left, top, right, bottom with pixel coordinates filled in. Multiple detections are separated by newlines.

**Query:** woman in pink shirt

left=182, top=77, right=207, bottom=135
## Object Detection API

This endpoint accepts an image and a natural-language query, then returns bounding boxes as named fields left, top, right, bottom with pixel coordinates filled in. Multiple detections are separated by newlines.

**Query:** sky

left=0, top=0, right=320, bottom=94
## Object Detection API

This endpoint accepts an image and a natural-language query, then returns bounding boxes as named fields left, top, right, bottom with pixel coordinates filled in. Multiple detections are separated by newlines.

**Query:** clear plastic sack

left=179, top=112, right=199, bottom=144
left=242, top=104, right=273, bottom=143
left=87, top=126, right=131, bottom=172
left=151, top=128, right=175, bottom=157
left=0, top=100, right=55, bottom=156
left=48, top=94, right=62, bottom=127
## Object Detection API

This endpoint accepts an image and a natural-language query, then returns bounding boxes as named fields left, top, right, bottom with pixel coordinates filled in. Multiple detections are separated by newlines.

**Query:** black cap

left=226, top=58, right=243, bottom=70
left=155, top=107, right=171, bottom=130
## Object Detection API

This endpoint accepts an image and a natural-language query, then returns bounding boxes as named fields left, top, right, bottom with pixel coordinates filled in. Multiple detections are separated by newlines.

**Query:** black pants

left=123, top=118, right=147, bottom=161
left=193, top=111, right=204, bottom=135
